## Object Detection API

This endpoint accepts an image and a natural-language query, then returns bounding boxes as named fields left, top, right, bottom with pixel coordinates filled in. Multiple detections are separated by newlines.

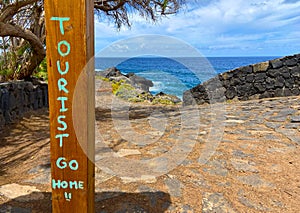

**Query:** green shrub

left=33, top=58, right=48, bottom=81
left=0, top=69, right=13, bottom=77
left=152, top=98, right=175, bottom=105
left=115, top=83, right=139, bottom=100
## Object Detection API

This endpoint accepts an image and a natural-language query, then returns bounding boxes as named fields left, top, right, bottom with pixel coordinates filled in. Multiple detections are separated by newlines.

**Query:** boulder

left=252, top=61, right=269, bottom=73
left=270, top=59, right=283, bottom=69
left=97, top=68, right=154, bottom=93
left=127, top=73, right=154, bottom=92
left=110, top=76, right=131, bottom=84
left=97, top=67, right=122, bottom=78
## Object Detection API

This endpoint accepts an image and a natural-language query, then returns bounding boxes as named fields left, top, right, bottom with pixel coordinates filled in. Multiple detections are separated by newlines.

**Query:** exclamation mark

left=64, top=192, right=72, bottom=201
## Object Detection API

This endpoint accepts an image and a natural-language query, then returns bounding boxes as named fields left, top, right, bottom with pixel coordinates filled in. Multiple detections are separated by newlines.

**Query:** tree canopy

left=0, top=0, right=186, bottom=80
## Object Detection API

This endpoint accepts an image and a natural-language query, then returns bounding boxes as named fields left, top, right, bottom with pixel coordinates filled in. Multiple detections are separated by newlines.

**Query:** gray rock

left=268, top=115, right=287, bottom=122
left=225, top=86, right=237, bottom=99
left=270, top=59, right=283, bottom=69
left=230, top=159, right=258, bottom=173
left=275, top=76, right=285, bottom=88
left=238, top=190, right=270, bottom=211
left=127, top=73, right=153, bottom=92
left=284, top=57, right=298, bottom=66
left=277, top=108, right=296, bottom=117
left=237, top=174, right=274, bottom=187
left=290, top=66, right=300, bottom=77
left=97, top=67, right=122, bottom=78
left=164, top=177, right=182, bottom=197
left=180, top=204, right=194, bottom=213
left=284, top=123, right=300, bottom=129
left=25, top=173, right=51, bottom=185
left=204, top=159, right=228, bottom=177
left=276, top=128, right=300, bottom=144
left=232, top=150, right=254, bottom=158
left=253, top=83, right=266, bottom=93
left=202, top=192, right=237, bottom=213
left=254, top=72, right=267, bottom=82
left=109, top=76, right=130, bottom=84
left=291, top=115, right=300, bottom=123
left=0, top=184, right=44, bottom=201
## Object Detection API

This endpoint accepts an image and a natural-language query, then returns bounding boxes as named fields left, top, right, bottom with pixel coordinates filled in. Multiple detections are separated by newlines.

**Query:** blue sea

left=95, top=56, right=279, bottom=99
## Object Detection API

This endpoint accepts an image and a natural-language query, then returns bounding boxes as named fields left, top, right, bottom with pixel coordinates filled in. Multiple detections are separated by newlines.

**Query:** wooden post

left=44, top=0, right=95, bottom=212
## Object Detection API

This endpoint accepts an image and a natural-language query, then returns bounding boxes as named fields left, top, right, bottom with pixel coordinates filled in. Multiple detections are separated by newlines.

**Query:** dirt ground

left=0, top=82, right=300, bottom=212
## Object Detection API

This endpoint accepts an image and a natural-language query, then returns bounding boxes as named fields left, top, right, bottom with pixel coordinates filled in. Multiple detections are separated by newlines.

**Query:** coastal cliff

left=183, top=54, right=300, bottom=105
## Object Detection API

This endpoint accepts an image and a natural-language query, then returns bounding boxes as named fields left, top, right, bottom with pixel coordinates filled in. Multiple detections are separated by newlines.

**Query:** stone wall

left=0, top=81, right=48, bottom=128
left=183, top=54, right=300, bottom=105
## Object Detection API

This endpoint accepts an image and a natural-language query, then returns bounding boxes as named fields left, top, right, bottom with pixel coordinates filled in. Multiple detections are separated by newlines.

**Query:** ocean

left=95, top=56, right=279, bottom=99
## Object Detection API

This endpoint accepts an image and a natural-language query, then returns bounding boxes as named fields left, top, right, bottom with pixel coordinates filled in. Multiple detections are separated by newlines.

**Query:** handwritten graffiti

left=50, top=16, right=84, bottom=201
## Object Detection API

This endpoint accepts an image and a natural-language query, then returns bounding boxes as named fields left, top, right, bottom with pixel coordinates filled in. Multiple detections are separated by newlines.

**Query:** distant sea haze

left=95, top=56, right=279, bottom=99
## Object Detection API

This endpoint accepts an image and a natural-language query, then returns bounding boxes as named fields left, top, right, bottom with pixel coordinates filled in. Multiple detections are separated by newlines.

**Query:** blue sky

left=94, top=0, right=300, bottom=57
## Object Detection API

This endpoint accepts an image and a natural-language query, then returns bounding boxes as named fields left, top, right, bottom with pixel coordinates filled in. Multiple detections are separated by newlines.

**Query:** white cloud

left=94, top=0, right=300, bottom=56
left=96, top=35, right=202, bottom=57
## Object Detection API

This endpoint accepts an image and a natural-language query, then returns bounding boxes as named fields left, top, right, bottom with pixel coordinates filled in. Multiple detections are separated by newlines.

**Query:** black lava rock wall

left=183, top=54, right=300, bottom=105
left=0, top=81, right=48, bottom=128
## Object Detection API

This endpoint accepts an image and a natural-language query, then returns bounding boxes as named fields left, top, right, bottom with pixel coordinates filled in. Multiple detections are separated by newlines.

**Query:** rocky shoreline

left=96, top=67, right=181, bottom=105
left=97, top=53, right=300, bottom=107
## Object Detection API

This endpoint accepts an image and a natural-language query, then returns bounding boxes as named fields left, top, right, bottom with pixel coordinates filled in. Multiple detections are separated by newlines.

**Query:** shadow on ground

left=0, top=191, right=171, bottom=213
left=0, top=109, right=50, bottom=177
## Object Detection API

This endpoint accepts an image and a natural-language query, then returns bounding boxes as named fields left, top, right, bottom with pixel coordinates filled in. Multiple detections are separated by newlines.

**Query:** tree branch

left=0, top=22, right=45, bottom=79
left=0, top=0, right=38, bottom=23
left=94, top=0, right=128, bottom=11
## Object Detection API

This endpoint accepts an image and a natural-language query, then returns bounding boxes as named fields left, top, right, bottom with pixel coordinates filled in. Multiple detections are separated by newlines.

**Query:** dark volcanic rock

left=183, top=53, right=300, bottom=105
left=0, top=81, right=48, bottom=128
left=97, top=67, right=182, bottom=104
left=97, top=67, right=122, bottom=78
left=97, top=67, right=153, bottom=93
left=127, top=73, right=154, bottom=92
